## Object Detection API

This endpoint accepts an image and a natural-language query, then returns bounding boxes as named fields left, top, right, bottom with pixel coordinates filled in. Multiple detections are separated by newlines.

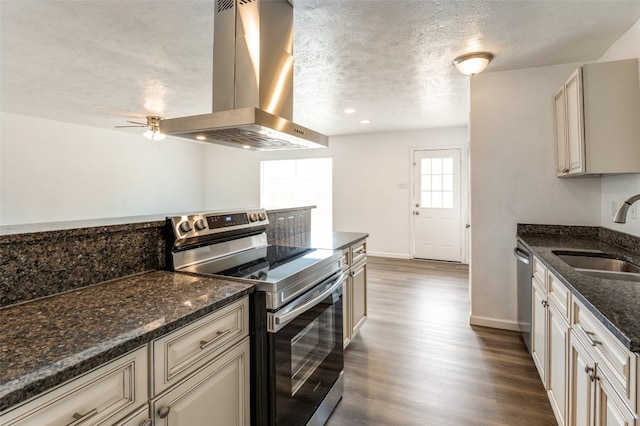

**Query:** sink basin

left=552, top=251, right=640, bottom=282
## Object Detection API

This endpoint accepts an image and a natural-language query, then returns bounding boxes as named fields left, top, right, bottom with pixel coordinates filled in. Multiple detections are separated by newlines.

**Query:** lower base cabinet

left=570, top=331, right=636, bottom=426
left=0, top=297, right=250, bottom=426
left=0, top=346, right=149, bottom=426
left=152, top=338, right=250, bottom=426
left=342, top=239, right=368, bottom=348
left=548, top=302, right=570, bottom=426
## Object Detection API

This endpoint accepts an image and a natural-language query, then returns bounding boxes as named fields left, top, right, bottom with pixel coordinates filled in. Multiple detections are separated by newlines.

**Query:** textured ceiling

left=1, top=0, right=640, bottom=137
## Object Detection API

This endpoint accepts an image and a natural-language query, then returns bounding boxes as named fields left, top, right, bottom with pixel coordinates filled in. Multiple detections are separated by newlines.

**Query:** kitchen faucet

left=613, top=194, right=640, bottom=223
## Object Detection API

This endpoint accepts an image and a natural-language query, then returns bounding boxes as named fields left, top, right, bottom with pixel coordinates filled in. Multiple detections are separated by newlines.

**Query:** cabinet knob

left=158, top=406, right=171, bottom=419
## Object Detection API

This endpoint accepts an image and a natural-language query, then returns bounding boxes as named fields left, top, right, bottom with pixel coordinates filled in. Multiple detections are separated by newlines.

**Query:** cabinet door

left=548, top=302, right=569, bottom=426
left=564, top=68, right=585, bottom=175
left=152, top=339, right=250, bottom=426
left=350, top=261, right=367, bottom=337
left=343, top=274, right=352, bottom=348
left=569, top=333, right=595, bottom=426
left=555, top=86, right=568, bottom=175
left=596, top=372, right=636, bottom=426
left=532, top=282, right=548, bottom=385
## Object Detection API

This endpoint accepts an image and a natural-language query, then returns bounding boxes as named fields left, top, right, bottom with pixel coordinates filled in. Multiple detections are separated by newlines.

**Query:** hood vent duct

left=159, top=0, right=328, bottom=151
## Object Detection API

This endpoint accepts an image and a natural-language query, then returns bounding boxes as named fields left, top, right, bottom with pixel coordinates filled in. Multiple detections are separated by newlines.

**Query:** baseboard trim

left=469, top=315, right=520, bottom=332
left=367, top=251, right=411, bottom=259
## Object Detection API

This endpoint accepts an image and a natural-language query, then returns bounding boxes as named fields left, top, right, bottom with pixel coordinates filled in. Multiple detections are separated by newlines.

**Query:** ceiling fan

left=115, top=116, right=165, bottom=140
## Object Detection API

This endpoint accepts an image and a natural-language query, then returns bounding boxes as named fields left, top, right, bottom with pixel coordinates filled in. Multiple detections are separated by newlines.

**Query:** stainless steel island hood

left=159, top=0, right=328, bottom=151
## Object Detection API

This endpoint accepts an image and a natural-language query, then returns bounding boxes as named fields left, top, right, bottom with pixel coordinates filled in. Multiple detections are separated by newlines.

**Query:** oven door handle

left=268, top=272, right=345, bottom=333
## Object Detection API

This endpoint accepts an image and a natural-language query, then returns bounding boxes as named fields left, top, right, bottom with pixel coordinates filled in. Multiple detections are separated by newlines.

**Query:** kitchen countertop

left=0, top=271, right=254, bottom=411
left=0, top=230, right=369, bottom=412
left=309, top=231, right=369, bottom=251
left=517, top=228, right=640, bottom=353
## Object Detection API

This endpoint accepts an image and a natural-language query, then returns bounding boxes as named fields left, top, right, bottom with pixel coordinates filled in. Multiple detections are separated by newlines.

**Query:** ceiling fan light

left=453, top=52, right=494, bottom=76
left=143, top=129, right=155, bottom=140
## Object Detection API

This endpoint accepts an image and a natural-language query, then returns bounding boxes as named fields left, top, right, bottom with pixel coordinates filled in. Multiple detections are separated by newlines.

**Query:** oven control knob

left=258, top=212, right=267, bottom=221
left=249, top=213, right=258, bottom=222
left=178, top=220, right=193, bottom=233
left=194, top=219, right=206, bottom=231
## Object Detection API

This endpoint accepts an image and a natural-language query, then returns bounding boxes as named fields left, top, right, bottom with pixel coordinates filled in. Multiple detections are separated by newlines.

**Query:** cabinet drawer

left=341, top=248, right=350, bottom=272
left=152, top=297, right=249, bottom=396
left=532, top=257, right=548, bottom=290
left=572, top=299, right=636, bottom=411
left=351, top=241, right=367, bottom=265
left=1, top=346, right=148, bottom=426
left=547, top=272, right=571, bottom=322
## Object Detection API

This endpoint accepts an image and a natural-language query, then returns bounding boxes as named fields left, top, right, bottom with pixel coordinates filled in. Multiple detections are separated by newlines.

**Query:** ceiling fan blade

left=115, top=125, right=146, bottom=128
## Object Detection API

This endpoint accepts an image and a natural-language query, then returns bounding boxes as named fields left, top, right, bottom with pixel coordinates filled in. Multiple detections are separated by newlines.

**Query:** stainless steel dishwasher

left=514, top=242, right=532, bottom=353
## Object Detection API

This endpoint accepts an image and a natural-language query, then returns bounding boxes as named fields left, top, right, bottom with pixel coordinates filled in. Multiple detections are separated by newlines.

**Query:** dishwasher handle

left=513, top=247, right=530, bottom=264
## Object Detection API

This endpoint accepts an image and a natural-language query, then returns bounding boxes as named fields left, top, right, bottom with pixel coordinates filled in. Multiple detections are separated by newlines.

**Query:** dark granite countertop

left=309, top=231, right=369, bottom=251
left=517, top=226, right=640, bottom=353
left=0, top=271, right=254, bottom=411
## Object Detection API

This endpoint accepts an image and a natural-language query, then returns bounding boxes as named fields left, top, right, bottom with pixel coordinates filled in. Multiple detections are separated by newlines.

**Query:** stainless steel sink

left=553, top=251, right=640, bottom=282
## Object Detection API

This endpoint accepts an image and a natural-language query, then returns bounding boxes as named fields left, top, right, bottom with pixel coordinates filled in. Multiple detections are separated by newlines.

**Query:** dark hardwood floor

left=327, top=256, right=556, bottom=426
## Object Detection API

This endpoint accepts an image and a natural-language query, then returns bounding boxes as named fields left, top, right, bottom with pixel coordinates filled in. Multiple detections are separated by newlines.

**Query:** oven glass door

left=270, top=284, right=343, bottom=425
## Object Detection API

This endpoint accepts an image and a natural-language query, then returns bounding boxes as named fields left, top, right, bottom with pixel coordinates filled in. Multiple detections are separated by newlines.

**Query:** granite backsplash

left=0, top=206, right=314, bottom=307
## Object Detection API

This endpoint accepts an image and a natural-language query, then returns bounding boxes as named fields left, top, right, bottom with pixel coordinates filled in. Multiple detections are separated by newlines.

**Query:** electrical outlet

left=611, top=201, right=618, bottom=217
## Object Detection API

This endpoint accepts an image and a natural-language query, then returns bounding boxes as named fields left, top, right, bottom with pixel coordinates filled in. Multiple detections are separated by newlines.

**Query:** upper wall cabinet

left=554, top=58, right=640, bottom=177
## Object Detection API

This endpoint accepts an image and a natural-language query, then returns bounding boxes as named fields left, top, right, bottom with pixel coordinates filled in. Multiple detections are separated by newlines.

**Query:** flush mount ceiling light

left=452, top=52, right=494, bottom=76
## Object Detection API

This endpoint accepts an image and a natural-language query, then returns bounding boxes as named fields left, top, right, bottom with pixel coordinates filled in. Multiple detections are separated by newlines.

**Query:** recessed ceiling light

left=195, top=135, right=206, bottom=141
left=344, top=108, right=356, bottom=114
left=360, top=119, right=371, bottom=124
left=242, top=145, right=252, bottom=149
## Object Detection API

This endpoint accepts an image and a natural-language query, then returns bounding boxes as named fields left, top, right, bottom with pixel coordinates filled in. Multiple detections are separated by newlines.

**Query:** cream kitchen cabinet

left=528, top=253, right=639, bottom=426
left=343, top=239, right=368, bottom=348
left=151, top=338, right=250, bottom=426
left=554, top=58, right=640, bottom=177
left=530, top=255, right=571, bottom=426
left=570, top=298, right=638, bottom=426
left=570, top=326, right=637, bottom=426
left=151, top=296, right=250, bottom=426
left=0, top=346, right=149, bottom=426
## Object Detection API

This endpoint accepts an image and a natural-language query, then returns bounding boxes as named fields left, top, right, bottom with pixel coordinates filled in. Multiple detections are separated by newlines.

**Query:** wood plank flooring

left=327, top=256, right=556, bottom=426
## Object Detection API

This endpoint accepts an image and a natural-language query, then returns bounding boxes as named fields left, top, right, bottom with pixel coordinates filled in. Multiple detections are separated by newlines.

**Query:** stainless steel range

left=167, top=209, right=345, bottom=426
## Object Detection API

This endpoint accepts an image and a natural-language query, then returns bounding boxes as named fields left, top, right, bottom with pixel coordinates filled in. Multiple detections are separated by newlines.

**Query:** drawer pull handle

left=200, top=329, right=232, bottom=350
left=158, top=406, right=171, bottom=418
left=584, top=330, right=602, bottom=346
left=139, top=420, right=153, bottom=426
left=67, top=409, right=98, bottom=426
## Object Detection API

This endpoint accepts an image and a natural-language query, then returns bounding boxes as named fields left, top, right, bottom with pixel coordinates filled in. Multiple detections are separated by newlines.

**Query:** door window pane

left=420, top=156, right=455, bottom=209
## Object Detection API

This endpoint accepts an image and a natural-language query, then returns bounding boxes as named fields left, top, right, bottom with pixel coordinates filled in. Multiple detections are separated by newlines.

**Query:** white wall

left=329, top=127, right=469, bottom=258
left=0, top=112, right=204, bottom=225
left=201, top=143, right=261, bottom=211
left=469, top=64, right=602, bottom=330
left=598, top=19, right=640, bottom=237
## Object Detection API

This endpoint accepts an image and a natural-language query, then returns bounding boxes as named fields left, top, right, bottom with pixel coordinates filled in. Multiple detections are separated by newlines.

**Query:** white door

left=412, top=149, right=462, bottom=262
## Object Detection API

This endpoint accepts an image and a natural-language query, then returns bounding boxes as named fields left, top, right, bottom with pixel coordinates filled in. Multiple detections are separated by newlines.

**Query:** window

left=260, top=158, right=332, bottom=235
left=420, top=157, right=454, bottom=209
